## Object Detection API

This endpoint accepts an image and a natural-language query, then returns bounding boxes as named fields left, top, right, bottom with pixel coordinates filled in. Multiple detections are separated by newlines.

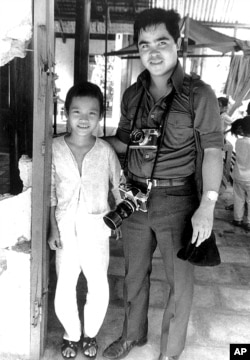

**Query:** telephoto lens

left=103, top=199, right=137, bottom=230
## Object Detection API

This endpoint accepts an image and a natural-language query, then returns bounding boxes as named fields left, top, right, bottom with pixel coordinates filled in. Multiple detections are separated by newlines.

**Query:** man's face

left=137, top=23, right=180, bottom=79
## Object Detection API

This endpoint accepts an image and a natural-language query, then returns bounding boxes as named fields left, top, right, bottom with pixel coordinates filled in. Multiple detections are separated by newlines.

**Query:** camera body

left=103, top=183, right=148, bottom=230
left=129, top=128, right=160, bottom=149
left=119, top=184, right=148, bottom=212
left=103, top=127, right=160, bottom=230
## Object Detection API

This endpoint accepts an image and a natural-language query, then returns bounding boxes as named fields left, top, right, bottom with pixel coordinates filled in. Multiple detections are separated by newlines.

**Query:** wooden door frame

left=30, top=0, right=54, bottom=358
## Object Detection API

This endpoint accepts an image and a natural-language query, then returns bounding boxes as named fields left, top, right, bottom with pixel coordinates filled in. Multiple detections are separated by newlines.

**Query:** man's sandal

left=61, top=339, right=79, bottom=359
left=82, top=336, right=98, bottom=359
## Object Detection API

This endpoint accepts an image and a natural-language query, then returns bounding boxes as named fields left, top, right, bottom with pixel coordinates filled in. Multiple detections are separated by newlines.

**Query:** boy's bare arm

left=48, top=206, right=62, bottom=250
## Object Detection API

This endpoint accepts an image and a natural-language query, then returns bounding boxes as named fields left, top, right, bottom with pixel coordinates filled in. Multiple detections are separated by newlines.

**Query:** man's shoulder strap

left=186, top=72, right=201, bottom=121
left=183, top=72, right=203, bottom=199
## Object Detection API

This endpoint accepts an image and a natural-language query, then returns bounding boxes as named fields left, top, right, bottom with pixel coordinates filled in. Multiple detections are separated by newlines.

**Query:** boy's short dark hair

left=133, top=8, right=181, bottom=45
left=65, top=81, right=103, bottom=116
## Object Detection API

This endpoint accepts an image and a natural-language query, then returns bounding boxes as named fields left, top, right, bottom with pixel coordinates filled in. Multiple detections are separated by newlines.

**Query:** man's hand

left=191, top=203, right=214, bottom=247
left=191, top=147, right=223, bottom=247
left=48, top=228, right=62, bottom=250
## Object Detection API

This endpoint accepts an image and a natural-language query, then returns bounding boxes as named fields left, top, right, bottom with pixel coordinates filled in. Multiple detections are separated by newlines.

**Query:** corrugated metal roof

left=55, top=0, right=250, bottom=37
left=55, top=0, right=151, bottom=22
left=55, top=0, right=250, bottom=26
left=154, top=0, right=250, bottom=25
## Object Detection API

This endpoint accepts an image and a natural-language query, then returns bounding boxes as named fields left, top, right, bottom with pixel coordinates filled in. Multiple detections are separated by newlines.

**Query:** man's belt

left=128, top=173, right=193, bottom=187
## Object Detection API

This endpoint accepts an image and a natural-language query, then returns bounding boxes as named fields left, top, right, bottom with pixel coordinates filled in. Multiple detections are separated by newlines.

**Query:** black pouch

left=177, top=222, right=221, bottom=267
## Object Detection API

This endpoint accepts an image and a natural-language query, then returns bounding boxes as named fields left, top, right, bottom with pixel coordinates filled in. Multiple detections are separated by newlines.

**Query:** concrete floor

left=43, top=185, right=250, bottom=360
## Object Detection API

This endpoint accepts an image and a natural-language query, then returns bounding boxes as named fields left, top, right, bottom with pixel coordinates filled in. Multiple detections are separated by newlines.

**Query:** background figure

left=218, top=97, right=234, bottom=190
left=218, top=97, right=233, bottom=133
left=230, top=116, right=250, bottom=231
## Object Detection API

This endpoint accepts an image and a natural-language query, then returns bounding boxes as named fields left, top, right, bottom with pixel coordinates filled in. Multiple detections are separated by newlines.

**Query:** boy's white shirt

left=51, top=136, right=121, bottom=225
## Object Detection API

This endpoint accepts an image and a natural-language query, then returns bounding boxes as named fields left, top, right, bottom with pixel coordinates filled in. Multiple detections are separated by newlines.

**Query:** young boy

left=48, top=82, right=121, bottom=359
left=231, top=116, right=250, bottom=231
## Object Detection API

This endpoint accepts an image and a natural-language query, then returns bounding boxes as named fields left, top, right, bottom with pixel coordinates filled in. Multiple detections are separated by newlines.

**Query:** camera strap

left=122, top=89, right=145, bottom=171
left=146, top=89, right=176, bottom=192
left=122, top=87, right=176, bottom=195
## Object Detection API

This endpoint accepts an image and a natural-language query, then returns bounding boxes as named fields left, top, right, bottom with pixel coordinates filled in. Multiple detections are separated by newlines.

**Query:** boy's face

left=66, top=96, right=101, bottom=136
left=138, top=23, right=180, bottom=80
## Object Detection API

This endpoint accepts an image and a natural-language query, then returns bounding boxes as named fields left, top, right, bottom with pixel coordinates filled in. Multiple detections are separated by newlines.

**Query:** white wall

left=55, top=38, right=75, bottom=105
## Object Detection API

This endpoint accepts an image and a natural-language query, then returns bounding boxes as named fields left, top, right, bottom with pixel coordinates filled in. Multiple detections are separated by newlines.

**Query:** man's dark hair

left=65, top=81, right=104, bottom=116
left=218, top=97, right=229, bottom=107
left=133, top=8, right=181, bottom=45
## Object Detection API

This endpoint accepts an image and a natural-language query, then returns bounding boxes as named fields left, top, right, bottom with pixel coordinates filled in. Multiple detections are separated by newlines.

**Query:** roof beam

left=74, top=0, right=91, bottom=82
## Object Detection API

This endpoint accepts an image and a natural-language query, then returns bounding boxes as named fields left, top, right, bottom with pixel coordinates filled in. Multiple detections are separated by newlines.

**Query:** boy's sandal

left=61, top=339, right=79, bottom=359
left=82, top=336, right=98, bottom=359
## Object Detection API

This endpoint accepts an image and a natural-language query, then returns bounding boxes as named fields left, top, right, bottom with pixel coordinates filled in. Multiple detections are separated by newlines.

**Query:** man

left=103, top=8, right=223, bottom=360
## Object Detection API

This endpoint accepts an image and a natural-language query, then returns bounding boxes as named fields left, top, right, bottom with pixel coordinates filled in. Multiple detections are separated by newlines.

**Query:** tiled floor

left=43, top=184, right=250, bottom=360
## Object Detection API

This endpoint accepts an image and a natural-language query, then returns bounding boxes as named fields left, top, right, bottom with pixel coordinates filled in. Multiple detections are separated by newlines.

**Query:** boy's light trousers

left=55, top=205, right=110, bottom=342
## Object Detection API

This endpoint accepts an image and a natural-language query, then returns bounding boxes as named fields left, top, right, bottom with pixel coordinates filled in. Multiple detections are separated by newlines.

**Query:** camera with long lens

left=129, top=128, right=160, bottom=149
left=103, top=184, right=148, bottom=230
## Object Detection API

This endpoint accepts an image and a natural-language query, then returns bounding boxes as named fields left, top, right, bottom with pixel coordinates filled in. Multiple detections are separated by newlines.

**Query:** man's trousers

left=120, top=183, right=198, bottom=357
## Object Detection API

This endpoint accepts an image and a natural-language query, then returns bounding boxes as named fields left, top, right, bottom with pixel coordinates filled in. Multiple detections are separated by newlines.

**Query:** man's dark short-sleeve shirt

left=117, top=61, right=223, bottom=179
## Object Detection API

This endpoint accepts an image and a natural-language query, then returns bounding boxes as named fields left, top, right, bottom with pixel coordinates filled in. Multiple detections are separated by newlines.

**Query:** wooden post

left=74, top=0, right=91, bottom=83
left=30, top=0, right=54, bottom=358
left=103, top=2, right=109, bottom=136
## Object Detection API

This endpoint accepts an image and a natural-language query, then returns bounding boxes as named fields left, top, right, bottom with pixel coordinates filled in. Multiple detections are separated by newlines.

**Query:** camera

left=103, top=184, right=148, bottom=230
left=129, top=128, right=160, bottom=149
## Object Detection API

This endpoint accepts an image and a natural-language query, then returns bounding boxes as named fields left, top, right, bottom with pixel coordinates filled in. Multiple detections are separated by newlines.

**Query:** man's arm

left=191, top=147, right=223, bottom=246
left=103, top=135, right=127, bottom=154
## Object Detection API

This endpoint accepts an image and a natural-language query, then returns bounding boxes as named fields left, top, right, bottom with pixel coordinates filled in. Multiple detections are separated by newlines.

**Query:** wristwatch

left=204, top=191, right=219, bottom=201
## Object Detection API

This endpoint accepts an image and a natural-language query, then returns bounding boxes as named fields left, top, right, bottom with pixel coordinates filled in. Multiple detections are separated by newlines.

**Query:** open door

left=30, top=0, right=54, bottom=358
